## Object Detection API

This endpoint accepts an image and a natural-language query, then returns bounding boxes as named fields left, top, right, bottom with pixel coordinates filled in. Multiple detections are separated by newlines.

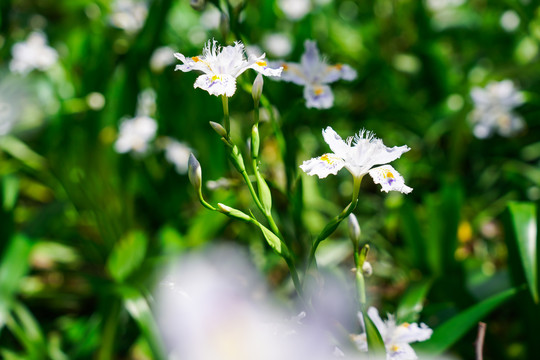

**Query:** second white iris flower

left=300, top=127, right=412, bottom=194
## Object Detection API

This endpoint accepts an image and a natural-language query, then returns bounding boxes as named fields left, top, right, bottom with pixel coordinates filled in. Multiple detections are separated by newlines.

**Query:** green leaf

left=399, top=201, right=428, bottom=272
left=0, top=234, right=32, bottom=333
left=2, top=175, right=19, bottom=212
left=256, top=223, right=282, bottom=254
left=121, top=287, right=167, bottom=360
left=507, top=202, right=538, bottom=303
left=362, top=309, right=386, bottom=359
left=255, top=171, right=272, bottom=214
left=397, top=279, right=433, bottom=323
left=107, top=231, right=148, bottom=283
left=415, top=287, right=520, bottom=356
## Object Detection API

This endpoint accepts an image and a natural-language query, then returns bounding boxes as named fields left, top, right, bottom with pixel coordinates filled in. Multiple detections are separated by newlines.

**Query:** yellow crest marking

left=192, top=56, right=200, bottom=62
left=314, top=87, right=324, bottom=96
left=256, top=60, right=267, bottom=67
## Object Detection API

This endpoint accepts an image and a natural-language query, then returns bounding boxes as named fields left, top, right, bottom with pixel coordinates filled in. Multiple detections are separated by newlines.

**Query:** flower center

left=334, top=63, right=343, bottom=70
left=314, top=87, right=324, bottom=96
left=282, top=63, right=288, bottom=70
left=391, top=345, right=400, bottom=353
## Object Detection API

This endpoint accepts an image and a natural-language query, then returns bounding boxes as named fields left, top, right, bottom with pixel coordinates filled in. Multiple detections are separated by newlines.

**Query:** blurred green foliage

left=0, top=0, right=540, bottom=359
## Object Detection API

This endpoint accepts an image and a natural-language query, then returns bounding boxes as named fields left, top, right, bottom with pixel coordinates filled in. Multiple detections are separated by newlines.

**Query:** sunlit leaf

left=107, top=231, right=148, bottom=283
left=507, top=202, right=538, bottom=303
left=397, top=279, right=433, bottom=323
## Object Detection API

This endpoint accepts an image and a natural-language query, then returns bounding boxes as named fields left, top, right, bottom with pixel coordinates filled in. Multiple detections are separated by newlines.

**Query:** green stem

left=222, top=95, right=230, bottom=137
left=97, top=298, right=121, bottom=360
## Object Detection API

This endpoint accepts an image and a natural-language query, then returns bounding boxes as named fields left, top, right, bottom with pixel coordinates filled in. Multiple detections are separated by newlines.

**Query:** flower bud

left=188, top=153, right=202, bottom=193
left=190, top=0, right=206, bottom=11
left=362, top=261, right=373, bottom=277
left=252, top=73, right=264, bottom=105
left=217, top=203, right=252, bottom=222
left=251, top=125, right=260, bottom=159
left=209, top=121, right=227, bottom=138
left=348, top=214, right=361, bottom=249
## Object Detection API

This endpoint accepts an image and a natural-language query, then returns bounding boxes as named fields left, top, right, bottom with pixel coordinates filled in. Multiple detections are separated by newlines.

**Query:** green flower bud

left=348, top=214, right=361, bottom=250
left=188, top=153, right=202, bottom=193
left=251, top=124, right=260, bottom=159
left=217, top=203, right=252, bottom=222
left=252, top=73, right=264, bottom=105
left=209, top=121, right=227, bottom=138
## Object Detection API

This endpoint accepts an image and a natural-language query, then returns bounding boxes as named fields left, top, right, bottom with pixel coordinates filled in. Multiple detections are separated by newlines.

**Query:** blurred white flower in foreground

left=150, top=46, right=175, bottom=73
left=155, top=247, right=331, bottom=360
left=9, top=32, right=58, bottom=75
left=271, top=40, right=356, bottom=109
left=469, top=80, right=525, bottom=138
left=114, top=115, right=157, bottom=154
left=354, top=307, right=432, bottom=360
left=0, top=78, right=26, bottom=136
left=174, top=39, right=282, bottom=97
left=110, top=0, right=148, bottom=33
left=162, top=138, right=192, bottom=174
left=300, top=127, right=412, bottom=194
left=278, top=0, right=312, bottom=20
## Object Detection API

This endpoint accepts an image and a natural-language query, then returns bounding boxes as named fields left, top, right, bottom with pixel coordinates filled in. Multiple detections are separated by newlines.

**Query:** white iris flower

left=355, top=307, right=433, bottom=360
left=114, top=115, right=157, bottom=154
left=272, top=40, right=356, bottom=109
left=9, top=32, right=58, bottom=75
left=163, top=138, right=192, bottom=174
left=174, top=39, right=282, bottom=97
left=300, top=127, right=412, bottom=194
left=470, top=80, right=525, bottom=138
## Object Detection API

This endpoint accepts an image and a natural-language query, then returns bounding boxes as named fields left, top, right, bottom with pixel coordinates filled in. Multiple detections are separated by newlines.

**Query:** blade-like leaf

left=256, top=222, right=282, bottom=254
left=415, top=287, right=520, bottom=356
left=507, top=202, right=538, bottom=303
left=121, top=287, right=167, bottom=360
left=361, top=309, right=386, bottom=359
left=0, top=234, right=32, bottom=332
left=107, top=231, right=148, bottom=283
left=397, top=279, right=433, bottom=323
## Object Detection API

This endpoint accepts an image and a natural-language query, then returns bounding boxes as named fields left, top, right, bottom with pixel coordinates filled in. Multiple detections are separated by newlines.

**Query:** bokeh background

left=1, top=0, right=539, bottom=359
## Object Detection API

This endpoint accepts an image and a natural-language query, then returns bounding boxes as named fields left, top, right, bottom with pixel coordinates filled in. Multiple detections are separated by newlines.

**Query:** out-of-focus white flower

left=354, top=307, right=433, bottom=360
left=110, top=0, right=148, bottom=33
left=9, top=32, right=58, bottom=75
left=263, top=33, right=293, bottom=57
left=300, top=127, right=412, bottom=194
left=200, top=6, right=221, bottom=30
left=114, top=115, right=157, bottom=154
left=150, top=46, right=175, bottom=73
left=278, top=0, right=312, bottom=20
left=155, top=246, right=331, bottom=360
left=163, top=138, right=192, bottom=174
left=470, top=80, right=525, bottom=138
left=271, top=40, right=356, bottom=109
left=174, top=39, right=282, bottom=97
left=136, top=88, right=156, bottom=117
left=0, top=78, right=26, bottom=136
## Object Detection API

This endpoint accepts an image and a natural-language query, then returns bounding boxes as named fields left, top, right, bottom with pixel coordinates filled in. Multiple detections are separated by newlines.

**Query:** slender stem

left=222, top=95, right=230, bottom=137
left=305, top=198, right=359, bottom=277
left=239, top=169, right=264, bottom=210
left=475, top=322, right=487, bottom=360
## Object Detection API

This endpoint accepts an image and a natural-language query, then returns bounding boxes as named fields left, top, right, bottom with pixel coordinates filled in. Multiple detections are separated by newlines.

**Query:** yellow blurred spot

left=314, top=87, right=324, bottom=96
left=282, top=63, right=288, bottom=70
left=391, top=345, right=400, bottom=352
left=99, top=126, right=116, bottom=145
left=211, top=75, right=220, bottom=82
left=458, top=221, right=473, bottom=243
left=256, top=60, right=267, bottom=67
left=192, top=56, right=200, bottom=62
left=401, top=322, right=410, bottom=328
left=334, top=63, right=343, bottom=70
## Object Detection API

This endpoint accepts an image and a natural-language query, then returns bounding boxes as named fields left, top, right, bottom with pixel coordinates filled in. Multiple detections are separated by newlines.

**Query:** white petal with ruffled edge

left=304, top=84, right=334, bottom=109
left=368, top=165, right=412, bottom=194
left=194, top=74, right=236, bottom=97
left=299, top=153, right=345, bottom=179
